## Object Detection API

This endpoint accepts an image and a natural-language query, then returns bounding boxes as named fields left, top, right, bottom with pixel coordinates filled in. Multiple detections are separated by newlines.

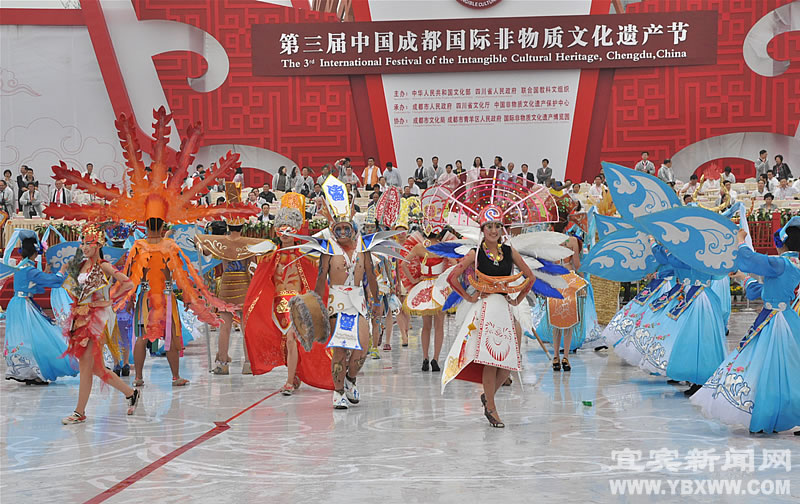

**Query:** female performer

left=691, top=224, right=800, bottom=433
left=442, top=214, right=536, bottom=428
left=4, top=231, right=78, bottom=385
left=61, top=224, right=138, bottom=424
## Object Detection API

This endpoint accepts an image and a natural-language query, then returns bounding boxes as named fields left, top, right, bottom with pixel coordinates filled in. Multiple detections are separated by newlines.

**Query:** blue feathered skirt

left=691, top=307, right=800, bottom=433
left=4, top=295, right=78, bottom=382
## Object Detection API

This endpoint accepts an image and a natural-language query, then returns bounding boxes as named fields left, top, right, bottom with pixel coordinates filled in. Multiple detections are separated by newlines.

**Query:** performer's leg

left=74, top=342, right=97, bottom=415
left=217, top=311, right=234, bottom=363
left=397, top=308, right=409, bottom=345
left=165, top=343, right=186, bottom=382
left=285, top=329, right=299, bottom=387
left=482, top=365, right=503, bottom=424
left=133, top=336, right=147, bottom=382
left=331, top=348, right=348, bottom=392
left=432, top=313, right=444, bottom=361
left=384, top=309, right=395, bottom=349
left=421, top=315, right=432, bottom=360
left=347, top=316, right=370, bottom=379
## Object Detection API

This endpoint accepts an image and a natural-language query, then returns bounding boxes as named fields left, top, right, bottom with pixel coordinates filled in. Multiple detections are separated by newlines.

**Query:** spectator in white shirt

left=431, top=156, right=443, bottom=180
left=293, top=167, right=315, bottom=195
left=317, top=164, right=331, bottom=185
left=50, top=178, right=72, bottom=205
left=258, top=203, right=274, bottom=222
left=634, top=151, right=655, bottom=175
left=569, top=183, right=582, bottom=202
left=341, top=165, right=360, bottom=188
left=721, top=166, right=736, bottom=184
left=19, top=182, right=43, bottom=218
left=766, top=170, right=778, bottom=192
left=754, top=149, right=769, bottom=178
left=383, top=162, right=403, bottom=187
left=309, top=183, right=324, bottom=200
left=233, top=167, right=245, bottom=186
left=364, top=157, right=382, bottom=190
left=0, top=179, right=14, bottom=215
left=437, top=163, right=460, bottom=192
left=774, top=178, right=798, bottom=200
left=680, top=174, right=703, bottom=195
left=793, top=178, right=800, bottom=192
left=588, top=175, right=605, bottom=199
left=407, top=177, right=421, bottom=196
left=85, top=162, right=98, bottom=181
left=721, top=180, right=738, bottom=204
left=750, top=179, right=768, bottom=199
left=376, top=176, right=388, bottom=194
left=657, top=158, right=676, bottom=185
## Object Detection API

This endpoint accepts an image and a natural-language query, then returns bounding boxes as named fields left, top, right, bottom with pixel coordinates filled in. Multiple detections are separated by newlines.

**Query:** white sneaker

left=344, top=377, right=360, bottom=404
left=332, top=390, right=349, bottom=409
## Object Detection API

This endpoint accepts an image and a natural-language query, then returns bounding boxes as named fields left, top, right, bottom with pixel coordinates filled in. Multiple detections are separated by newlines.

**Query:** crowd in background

left=2, top=148, right=796, bottom=224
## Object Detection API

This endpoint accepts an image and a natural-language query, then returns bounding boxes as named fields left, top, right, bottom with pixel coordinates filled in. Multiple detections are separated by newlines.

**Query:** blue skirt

left=664, top=288, right=726, bottom=383
left=692, top=308, right=800, bottom=432
left=614, top=283, right=683, bottom=368
left=602, top=278, right=673, bottom=348
left=533, top=279, right=599, bottom=351
left=4, top=295, right=78, bottom=382
left=711, top=276, right=731, bottom=328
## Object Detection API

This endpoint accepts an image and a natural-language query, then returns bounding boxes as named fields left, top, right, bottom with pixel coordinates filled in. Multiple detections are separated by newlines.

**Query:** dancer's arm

left=735, top=230, right=784, bottom=278
left=447, top=250, right=478, bottom=303
left=315, top=254, right=330, bottom=299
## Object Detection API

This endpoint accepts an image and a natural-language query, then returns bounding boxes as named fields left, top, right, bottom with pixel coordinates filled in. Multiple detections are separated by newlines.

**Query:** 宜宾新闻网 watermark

left=607, top=448, right=792, bottom=495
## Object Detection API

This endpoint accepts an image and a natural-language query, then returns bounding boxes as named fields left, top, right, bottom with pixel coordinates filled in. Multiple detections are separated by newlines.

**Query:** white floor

left=1, top=310, right=798, bottom=503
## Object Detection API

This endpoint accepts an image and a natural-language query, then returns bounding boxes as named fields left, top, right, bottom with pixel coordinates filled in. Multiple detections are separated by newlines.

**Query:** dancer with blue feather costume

left=581, top=163, right=740, bottom=395
left=691, top=219, right=800, bottom=433
left=2, top=229, right=78, bottom=384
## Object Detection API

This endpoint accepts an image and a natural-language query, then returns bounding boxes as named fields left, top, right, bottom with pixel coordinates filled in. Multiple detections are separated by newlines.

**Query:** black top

left=477, top=243, right=513, bottom=277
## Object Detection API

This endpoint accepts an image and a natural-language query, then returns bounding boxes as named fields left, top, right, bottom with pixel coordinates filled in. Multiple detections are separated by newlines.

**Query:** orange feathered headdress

left=44, top=107, right=257, bottom=224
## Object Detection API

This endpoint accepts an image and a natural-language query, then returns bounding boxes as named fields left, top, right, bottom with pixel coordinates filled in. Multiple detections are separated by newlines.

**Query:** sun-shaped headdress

left=44, top=107, right=257, bottom=224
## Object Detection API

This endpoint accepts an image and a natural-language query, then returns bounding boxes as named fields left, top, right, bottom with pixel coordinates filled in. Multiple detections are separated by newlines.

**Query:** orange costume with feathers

left=45, top=107, right=258, bottom=342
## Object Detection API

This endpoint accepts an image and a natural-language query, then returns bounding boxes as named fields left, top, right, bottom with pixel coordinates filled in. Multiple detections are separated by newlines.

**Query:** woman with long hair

left=61, top=224, right=138, bottom=424
left=3, top=231, right=78, bottom=385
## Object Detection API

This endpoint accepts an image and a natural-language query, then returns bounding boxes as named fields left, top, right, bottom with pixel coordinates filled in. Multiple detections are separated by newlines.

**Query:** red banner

left=252, top=11, right=717, bottom=76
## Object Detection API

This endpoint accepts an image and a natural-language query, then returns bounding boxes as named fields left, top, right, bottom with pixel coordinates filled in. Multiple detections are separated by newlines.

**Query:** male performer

left=314, top=176, right=379, bottom=409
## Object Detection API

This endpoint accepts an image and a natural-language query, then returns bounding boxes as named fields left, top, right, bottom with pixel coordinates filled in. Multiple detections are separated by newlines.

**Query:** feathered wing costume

left=242, top=194, right=335, bottom=390
left=44, top=107, right=257, bottom=345
left=425, top=176, right=573, bottom=392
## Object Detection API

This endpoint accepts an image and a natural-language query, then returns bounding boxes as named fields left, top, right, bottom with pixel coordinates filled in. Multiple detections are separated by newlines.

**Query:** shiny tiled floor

left=2, top=310, right=798, bottom=503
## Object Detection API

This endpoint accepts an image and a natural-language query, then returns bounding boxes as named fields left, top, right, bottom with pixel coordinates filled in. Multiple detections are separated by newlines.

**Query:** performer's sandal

left=293, top=376, right=302, bottom=390
left=484, top=408, right=505, bottom=428
left=280, top=383, right=294, bottom=396
left=561, top=357, right=571, bottom=372
left=126, top=389, right=140, bottom=415
left=172, top=378, right=190, bottom=387
left=62, top=411, right=87, bottom=425
left=552, top=358, right=561, bottom=371
left=133, top=378, right=145, bottom=387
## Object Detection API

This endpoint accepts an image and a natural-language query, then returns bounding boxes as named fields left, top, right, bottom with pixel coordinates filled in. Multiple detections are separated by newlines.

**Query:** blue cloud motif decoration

left=594, top=214, right=634, bottom=241
left=102, top=246, right=126, bottom=265
left=602, top=162, right=681, bottom=223
left=579, top=228, right=656, bottom=282
left=327, top=185, right=345, bottom=202
left=170, top=224, right=199, bottom=250
left=636, top=207, right=738, bottom=276
left=46, top=241, right=80, bottom=272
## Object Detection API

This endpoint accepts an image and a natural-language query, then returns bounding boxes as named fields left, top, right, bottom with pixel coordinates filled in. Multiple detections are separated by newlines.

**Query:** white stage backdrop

left=369, top=0, right=592, bottom=182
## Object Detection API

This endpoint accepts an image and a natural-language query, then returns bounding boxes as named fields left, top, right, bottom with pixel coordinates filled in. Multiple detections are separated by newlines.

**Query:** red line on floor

left=84, top=390, right=280, bottom=504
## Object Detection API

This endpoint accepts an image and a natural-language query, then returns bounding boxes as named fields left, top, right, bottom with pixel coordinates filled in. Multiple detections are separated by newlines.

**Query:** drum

left=289, top=292, right=330, bottom=352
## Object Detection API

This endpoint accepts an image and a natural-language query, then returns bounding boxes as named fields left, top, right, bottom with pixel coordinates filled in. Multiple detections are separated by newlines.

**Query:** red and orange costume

left=243, top=246, right=334, bottom=389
